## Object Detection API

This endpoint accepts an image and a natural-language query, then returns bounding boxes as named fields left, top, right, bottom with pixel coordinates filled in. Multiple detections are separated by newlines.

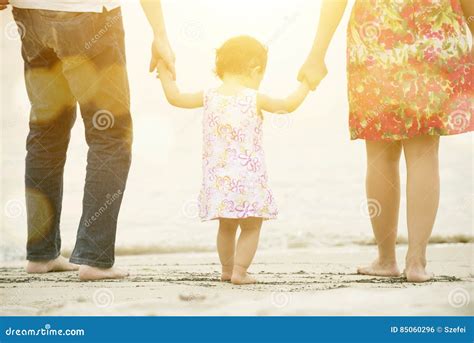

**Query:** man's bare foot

left=221, top=265, right=233, bottom=282
left=26, top=256, right=79, bottom=274
left=404, top=265, right=433, bottom=283
left=357, top=259, right=401, bottom=277
left=79, top=265, right=129, bottom=281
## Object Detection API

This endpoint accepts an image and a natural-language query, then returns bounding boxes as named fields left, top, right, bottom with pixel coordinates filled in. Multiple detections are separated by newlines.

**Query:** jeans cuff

left=27, top=251, right=61, bottom=261
left=69, top=256, right=114, bottom=269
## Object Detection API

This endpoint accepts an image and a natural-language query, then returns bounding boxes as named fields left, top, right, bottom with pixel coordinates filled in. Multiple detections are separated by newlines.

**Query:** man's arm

left=156, top=61, right=203, bottom=109
left=258, top=82, right=310, bottom=114
left=141, top=0, right=176, bottom=78
left=0, top=0, right=9, bottom=10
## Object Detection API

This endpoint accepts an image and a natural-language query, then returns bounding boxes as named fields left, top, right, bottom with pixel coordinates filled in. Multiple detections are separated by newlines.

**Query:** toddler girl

left=157, top=36, right=310, bottom=284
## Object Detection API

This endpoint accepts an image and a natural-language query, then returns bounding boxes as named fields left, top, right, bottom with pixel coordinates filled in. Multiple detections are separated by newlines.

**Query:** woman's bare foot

left=404, top=264, right=433, bottom=283
left=357, top=259, right=401, bottom=277
left=26, top=256, right=79, bottom=274
left=221, top=266, right=233, bottom=282
left=79, top=265, right=129, bottom=281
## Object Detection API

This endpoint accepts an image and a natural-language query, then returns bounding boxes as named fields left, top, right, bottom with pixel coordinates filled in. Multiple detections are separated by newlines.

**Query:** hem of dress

left=200, top=214, right=277, bottom=222
left=350, top=129, right=473, bottom=141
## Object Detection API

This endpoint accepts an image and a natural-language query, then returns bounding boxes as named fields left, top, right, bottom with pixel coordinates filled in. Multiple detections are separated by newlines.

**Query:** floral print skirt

left=347, top=0, right=473, bottom=141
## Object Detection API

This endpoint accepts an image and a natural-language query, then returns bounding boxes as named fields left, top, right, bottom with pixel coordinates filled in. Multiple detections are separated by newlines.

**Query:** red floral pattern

left=347, top=0, right=473, bottom=140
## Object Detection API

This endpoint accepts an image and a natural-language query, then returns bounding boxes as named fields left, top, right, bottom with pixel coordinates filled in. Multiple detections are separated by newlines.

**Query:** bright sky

left=123, top=0, right=349, bottom=96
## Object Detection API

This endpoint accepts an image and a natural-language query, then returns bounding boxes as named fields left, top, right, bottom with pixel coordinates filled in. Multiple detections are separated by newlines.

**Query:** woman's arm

left=298, top=0, right=348, bottom=90
left=141, top=0, right=176, bottom=78
left=460, top=0, right=474, bottom=37
left=156, top=61, right=203, bottom=109
left=258, top=82, right=310, bottom=114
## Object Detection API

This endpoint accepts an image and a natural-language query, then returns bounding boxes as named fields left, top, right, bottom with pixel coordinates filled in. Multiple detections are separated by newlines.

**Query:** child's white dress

left=198, top=88, right=278, bottom=221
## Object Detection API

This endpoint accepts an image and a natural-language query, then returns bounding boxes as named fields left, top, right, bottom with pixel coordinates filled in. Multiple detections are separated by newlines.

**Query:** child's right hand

left=300, top=79, right=311, bottom=93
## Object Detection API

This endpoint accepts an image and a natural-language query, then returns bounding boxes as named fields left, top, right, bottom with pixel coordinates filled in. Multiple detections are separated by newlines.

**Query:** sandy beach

left=1, top=244, right=472, bottom=316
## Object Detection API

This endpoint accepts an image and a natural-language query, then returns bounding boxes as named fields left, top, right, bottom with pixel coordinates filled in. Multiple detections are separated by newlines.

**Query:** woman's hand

left=297, top=57, right=328, bottom=91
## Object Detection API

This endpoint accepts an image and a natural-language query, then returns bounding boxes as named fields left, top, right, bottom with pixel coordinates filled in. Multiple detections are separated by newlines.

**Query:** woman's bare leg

left=217, top=218, right=239, bottom=281
left=232, top=217, right=263, bottom=285
left=358, top=140, right=402, bottom=277
left=402, top=135, right=440, bottom=282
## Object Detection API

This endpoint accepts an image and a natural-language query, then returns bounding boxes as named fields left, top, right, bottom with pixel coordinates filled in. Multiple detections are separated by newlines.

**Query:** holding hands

left=297, top=56, right=327, bottom=91
left=141, top=0, right=176, bottom=79
left=149, top=36, right=176, bottom=79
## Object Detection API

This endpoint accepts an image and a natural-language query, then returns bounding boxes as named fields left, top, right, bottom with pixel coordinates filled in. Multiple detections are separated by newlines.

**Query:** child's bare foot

left=404, top=264, right=433, bottom=283
left=231, top=265, right=257, bottom=285
left=357, top=259, right=401, bottom=277
left=79, top=265, right=129, bottom=281
left=231, top=273, right=257, bottom=285
left=26, top=256, right=79, bottom=274
left=220, top=266, right=233, bottom=282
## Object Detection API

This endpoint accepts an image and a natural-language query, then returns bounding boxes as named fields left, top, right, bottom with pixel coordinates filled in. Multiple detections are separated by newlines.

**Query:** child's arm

left=258, top=82, right=310, bottom=114
left=156, top=61, right=203, bottom=109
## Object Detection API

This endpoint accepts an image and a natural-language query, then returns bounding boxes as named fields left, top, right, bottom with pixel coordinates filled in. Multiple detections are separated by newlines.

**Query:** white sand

left=1, top=244, right=472, bottom=316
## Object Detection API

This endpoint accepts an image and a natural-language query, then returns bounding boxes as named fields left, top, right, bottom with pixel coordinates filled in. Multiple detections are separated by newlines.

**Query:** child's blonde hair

left=215, top=35, right=268, bottom=80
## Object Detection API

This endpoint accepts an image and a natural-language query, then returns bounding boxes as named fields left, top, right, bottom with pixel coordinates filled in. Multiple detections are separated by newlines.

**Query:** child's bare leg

left=217, top=218, right=239, bottom=281
left=26, top=255, right=79, bottom=274
left=232, top=217, right=262, bottom=285
left=358, top=140, right=402, bottom=277
left=403, top=135, right=439, bottom=282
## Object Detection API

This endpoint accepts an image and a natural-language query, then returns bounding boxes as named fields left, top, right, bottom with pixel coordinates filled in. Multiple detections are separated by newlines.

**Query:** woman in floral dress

left=299, top=0, right=473, bottom=282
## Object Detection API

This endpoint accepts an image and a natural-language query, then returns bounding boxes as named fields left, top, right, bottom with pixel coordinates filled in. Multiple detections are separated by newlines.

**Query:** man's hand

left=297, top=57, right=328, bottom=91
left=150, top=36, right=176, bottom=80
left=0, top=0, right=9, bottom=10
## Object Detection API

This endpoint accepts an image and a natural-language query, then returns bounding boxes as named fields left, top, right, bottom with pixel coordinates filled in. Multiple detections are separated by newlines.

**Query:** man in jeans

left=1, top=0, right=175, bottom=280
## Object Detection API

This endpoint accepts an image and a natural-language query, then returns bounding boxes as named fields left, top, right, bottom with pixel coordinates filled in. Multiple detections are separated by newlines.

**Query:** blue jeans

left=13, top=7, right=133, bottom=268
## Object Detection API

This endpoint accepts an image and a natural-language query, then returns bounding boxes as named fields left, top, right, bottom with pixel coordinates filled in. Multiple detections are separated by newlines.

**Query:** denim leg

left=14, top=9, right=78, bottom=261
left=57, top=9, right=133, bottom=268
